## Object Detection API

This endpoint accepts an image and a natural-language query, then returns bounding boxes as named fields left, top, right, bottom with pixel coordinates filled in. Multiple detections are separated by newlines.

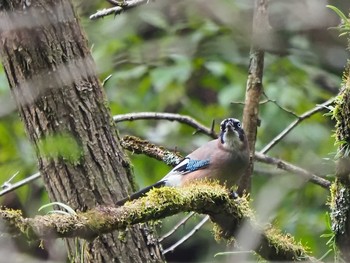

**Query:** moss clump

left=332, top=70, right=350, bottom=158
left=264, top=227, right=308, bottom=260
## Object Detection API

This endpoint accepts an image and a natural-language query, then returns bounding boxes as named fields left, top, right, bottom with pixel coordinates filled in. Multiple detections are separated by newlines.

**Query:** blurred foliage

left=37, top=133, right=82, bottom=163
left=1, top=0, right=350, bottom=262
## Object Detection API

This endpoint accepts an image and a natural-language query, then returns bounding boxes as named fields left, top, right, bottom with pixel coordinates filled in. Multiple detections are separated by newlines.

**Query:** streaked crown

left=219, top=118, right=245, bottom=145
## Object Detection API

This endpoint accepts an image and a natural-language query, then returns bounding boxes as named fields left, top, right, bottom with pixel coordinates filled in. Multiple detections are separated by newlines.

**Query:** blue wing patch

left=173, top=158, right=210, bottom=173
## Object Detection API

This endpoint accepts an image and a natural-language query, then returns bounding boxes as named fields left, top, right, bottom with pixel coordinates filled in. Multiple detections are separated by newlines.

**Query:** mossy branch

left=1, top=182, right=314, bottom=261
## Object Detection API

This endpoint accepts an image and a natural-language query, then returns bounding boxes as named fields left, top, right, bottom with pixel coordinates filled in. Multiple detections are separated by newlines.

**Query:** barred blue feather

left=173, top=158, right=210, bottom=173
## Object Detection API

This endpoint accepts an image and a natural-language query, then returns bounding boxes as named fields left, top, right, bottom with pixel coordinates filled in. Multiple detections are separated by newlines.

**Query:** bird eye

left=236, top=122, right=241, bottom=128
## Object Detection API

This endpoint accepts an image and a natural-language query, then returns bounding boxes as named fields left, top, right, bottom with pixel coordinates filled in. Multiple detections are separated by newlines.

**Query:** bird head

left=219, top=118, right=246, bottom=150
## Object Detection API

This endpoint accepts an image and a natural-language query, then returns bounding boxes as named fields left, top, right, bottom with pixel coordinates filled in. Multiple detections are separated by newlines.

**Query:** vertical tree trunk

left=240, top=0, right=267, bottom=194
left=332, top=72, right=350, bottom=262
left=0, top=0, right=163, bottom=262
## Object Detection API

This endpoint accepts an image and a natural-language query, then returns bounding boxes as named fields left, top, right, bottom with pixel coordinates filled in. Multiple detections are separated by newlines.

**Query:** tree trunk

left=0, top=0, right=163, bottom=262
left=331, top=42, right=350, bottom=260
left=332, top=72, right=350, bottom=262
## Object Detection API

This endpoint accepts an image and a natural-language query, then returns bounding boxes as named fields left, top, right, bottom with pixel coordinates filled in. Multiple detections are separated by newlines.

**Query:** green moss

left=332, top=71, right=350, bottom=152
left=117, top=230, right=127, bottom=242
left=265, top=227, right=307, bottom=260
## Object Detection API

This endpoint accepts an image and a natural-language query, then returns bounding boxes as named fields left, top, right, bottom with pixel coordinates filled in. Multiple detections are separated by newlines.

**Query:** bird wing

left=172, top=158, right=210, bottom=173
left=161, top=157, right=210, bottom=186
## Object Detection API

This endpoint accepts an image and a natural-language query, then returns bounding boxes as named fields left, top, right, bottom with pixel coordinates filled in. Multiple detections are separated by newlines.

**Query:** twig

left=90, top=0, right=149, bottom=20
left=255, top=152, right=331, bottom=189
left=0, top=172, right=41, bottom=197
left=1, top=171, right=20, bottom=189
left=159, top=212, right=195, bottom=242
left=261, top=92, right=299, bottom=118
left=114, top=112, right=217, bottom=138
left=162, top=215, right=210, bottom=254
left=260, top=98, right=335, bottom=154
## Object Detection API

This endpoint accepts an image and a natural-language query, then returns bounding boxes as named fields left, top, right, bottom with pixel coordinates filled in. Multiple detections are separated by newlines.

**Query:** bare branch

left=0, top=172, right=40, bottom=197
left=159, top=212, right=195, bottom=242
left=261, top=92, right=299, bottom=118
left=260, top=98, right=335, bottom=154
left=114, top=112, right=217, bottom=138
left=163, top=215, right=209, bottom=255
left=255, top=152, right=331, bottom=189
left=90, top=0, right=150, bottom=20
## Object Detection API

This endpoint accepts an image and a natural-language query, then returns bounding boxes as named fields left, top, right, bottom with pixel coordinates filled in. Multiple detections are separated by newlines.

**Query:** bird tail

left=116, top=181, right=166, bottom=206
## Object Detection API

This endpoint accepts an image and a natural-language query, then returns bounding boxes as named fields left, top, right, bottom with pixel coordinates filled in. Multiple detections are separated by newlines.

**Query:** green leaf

left=326, top=5, right=349, bottom=23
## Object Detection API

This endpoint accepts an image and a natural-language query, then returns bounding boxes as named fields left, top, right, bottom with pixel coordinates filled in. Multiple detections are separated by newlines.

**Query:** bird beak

left=226, top=123, right=234, bottom=131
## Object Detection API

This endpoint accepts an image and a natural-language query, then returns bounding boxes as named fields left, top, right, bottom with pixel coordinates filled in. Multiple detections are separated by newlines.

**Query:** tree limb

left=114, top=112, right=217, bottom=138
left=0, top=182, right=315, bottom=261
left=331, top=65, right=350, bottom=261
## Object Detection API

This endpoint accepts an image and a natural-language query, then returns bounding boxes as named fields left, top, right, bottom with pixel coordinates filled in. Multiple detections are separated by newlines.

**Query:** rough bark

left=331, top=70, right=350, bottom=261
left=239, top=0, right=267, bottom=194
left=0, top=0, right=163, bottom=262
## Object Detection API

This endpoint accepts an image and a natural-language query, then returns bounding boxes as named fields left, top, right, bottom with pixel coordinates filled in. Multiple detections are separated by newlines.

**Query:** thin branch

left=163, top=215, right=210, bottom=255
left=90, top=0, right=149, bottom=20
left=0, top=183, right=315, bottom=261
left=255, top=152, right=331, bottom=189
left=0, top=172, right=40, bottom=197
left=1, top=171, right=20, bottom=189
left=260, top=98, right=335, bottom=154
left=114, top=112, right=217, bottom=138
left=159, top=212, right=195, bottom=242
left=261, top=92, right=299, bottom=118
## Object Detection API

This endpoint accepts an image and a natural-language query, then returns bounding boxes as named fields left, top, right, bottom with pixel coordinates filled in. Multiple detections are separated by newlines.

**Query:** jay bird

left=117, top=118, right=249, bottom=206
